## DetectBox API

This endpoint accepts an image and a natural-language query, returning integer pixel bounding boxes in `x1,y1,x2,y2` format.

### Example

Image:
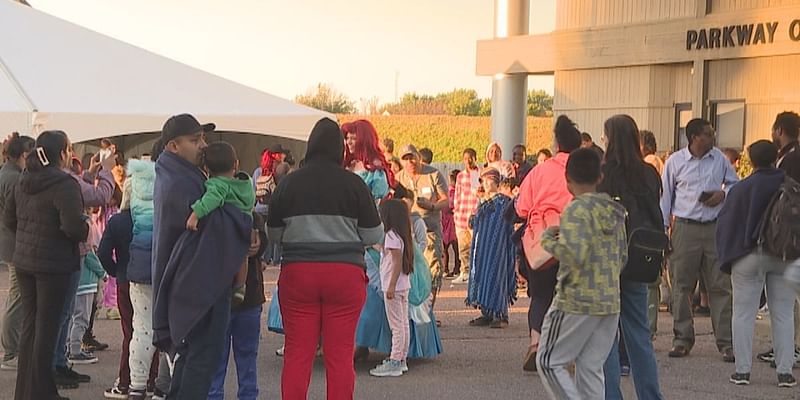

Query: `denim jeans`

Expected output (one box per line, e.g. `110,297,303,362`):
52,270,81,369
168,290,231,400
208,305,263,400
605,280,664,400
732,251,795,374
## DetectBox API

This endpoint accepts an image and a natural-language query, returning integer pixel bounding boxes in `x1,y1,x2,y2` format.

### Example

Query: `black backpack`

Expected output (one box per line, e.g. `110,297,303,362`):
758,176,800,260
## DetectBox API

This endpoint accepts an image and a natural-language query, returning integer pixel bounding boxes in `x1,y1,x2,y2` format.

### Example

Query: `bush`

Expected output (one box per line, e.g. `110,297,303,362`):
337,115,553,162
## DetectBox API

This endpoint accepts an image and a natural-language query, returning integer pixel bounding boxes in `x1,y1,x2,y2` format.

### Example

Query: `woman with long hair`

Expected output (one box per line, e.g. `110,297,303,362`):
345,120,442,361
598,115,664,400
5,131,89,400
342,119,395,200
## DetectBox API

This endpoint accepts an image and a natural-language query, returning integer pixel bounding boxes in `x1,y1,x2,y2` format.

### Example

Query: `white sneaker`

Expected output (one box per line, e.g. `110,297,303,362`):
451,274,468,284
401,360,408,373
370,359,403,377
275,346,285,357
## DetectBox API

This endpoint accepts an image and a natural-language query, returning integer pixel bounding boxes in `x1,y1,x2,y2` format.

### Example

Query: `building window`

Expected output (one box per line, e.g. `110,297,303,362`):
674,103,692,151
711,100,746,150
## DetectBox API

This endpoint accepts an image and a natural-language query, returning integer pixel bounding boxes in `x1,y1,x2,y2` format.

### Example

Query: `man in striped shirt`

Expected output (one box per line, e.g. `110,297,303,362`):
452,148,480,284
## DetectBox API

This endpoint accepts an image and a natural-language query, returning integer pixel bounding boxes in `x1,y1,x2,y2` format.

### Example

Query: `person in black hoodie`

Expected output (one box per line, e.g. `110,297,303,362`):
268,118,383,400
598,115,665,400
4,130,89,400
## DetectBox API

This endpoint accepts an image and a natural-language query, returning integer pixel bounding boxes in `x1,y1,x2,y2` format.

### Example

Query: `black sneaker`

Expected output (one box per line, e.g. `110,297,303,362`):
68,351,98,365
778,374,797,388
146,382,155,396
53,368,80,390
82,336,109,352
56,366,91,383
730,372,750,385
757,348,775,363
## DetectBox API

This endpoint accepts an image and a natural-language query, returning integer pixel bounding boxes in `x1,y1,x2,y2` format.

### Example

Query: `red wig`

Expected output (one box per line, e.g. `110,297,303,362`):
341,120,395,187
259,148,281,176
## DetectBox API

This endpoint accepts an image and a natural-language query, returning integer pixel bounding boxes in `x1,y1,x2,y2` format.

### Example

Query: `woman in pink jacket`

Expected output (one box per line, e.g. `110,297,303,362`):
515,115,582,372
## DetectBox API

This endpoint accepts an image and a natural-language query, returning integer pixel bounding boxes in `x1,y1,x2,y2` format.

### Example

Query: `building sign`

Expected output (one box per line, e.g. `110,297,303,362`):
686,22,782,50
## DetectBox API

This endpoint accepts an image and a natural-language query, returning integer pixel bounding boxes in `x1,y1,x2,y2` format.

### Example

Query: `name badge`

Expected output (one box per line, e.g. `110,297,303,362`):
421,187,433,196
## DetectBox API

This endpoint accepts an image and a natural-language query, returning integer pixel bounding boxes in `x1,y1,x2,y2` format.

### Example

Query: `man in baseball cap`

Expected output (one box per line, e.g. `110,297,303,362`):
160,114,214,167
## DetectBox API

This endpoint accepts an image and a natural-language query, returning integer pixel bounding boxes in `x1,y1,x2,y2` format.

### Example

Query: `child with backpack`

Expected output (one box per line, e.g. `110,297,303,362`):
536,149,628,399
370,199,415,377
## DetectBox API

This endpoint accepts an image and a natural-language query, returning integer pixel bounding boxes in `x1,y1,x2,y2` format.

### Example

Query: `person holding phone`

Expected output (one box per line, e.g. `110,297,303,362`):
395,144,449,308
660,118,739,362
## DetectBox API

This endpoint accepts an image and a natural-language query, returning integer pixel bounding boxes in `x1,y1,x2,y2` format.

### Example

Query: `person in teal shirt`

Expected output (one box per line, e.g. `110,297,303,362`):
186,142,256,305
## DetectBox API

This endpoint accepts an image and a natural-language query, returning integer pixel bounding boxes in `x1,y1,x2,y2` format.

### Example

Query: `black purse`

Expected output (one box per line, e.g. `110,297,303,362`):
607,167,668,283
623,227,668,283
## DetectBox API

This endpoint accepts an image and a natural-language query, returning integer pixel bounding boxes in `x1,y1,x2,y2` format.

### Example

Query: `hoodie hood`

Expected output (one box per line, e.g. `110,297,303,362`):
304,118,344,166
576,192,627,234
19,167,73,195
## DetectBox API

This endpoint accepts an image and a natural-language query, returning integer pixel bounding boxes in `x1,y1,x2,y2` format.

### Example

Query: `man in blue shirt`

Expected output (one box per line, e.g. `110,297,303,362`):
661,118,739,362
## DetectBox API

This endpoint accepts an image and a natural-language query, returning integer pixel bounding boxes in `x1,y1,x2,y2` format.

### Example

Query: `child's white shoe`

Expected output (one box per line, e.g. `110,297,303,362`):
369,359,403,377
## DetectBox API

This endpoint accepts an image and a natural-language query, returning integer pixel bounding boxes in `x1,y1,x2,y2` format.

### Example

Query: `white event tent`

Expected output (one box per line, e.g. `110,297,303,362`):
0,0,331,170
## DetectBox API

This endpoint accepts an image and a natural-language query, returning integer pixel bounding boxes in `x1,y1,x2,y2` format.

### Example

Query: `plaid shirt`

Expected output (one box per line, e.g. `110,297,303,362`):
453,167,480,231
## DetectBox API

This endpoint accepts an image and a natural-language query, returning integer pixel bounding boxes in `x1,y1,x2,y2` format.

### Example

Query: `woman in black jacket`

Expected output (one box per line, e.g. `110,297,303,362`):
598,115,665,400
5,130,89,400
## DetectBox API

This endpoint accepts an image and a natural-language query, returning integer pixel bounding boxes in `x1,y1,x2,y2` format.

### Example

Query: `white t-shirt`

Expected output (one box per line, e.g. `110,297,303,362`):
381,230,410,291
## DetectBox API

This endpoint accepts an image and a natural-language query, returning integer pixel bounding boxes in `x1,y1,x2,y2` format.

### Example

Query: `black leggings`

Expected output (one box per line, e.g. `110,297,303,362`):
527,263,559,334
15,269,72,400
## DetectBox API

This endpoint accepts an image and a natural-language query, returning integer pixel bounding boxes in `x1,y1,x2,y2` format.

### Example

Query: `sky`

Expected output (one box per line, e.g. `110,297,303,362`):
30,0,556,107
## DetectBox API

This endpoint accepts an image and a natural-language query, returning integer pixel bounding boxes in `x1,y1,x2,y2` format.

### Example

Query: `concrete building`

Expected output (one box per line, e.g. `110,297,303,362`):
480,0,800,153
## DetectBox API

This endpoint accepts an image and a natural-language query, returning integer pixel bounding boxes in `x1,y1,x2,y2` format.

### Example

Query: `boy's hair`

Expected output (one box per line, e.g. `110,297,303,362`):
463,148,477,159
581,132,593,143
566,148,602,185
202,142,238,175
419,147,433,164
748,140,778,168
449,169,461,182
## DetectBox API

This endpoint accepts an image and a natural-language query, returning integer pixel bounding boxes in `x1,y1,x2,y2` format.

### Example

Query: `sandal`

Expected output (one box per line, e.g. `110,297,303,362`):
523,344,538,372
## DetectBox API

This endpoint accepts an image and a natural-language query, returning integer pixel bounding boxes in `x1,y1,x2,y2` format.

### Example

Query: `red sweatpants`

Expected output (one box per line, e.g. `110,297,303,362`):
279,262,367,400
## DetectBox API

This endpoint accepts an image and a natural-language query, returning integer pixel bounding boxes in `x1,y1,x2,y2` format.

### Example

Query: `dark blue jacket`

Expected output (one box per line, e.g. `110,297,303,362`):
152,203,251,354
97,210,132,282
717,168,785,273
151,152,205,302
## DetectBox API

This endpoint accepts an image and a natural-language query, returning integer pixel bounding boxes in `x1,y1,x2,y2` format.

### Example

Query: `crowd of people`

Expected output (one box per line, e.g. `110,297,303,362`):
0,107,797,400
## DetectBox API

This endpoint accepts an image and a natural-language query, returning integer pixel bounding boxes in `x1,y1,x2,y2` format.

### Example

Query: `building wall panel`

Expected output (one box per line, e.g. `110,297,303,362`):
555,0,698,30
710,0,800,13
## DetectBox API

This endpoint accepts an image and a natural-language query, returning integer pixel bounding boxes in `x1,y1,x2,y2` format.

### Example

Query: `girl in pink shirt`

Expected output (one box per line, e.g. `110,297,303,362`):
370,199,415,377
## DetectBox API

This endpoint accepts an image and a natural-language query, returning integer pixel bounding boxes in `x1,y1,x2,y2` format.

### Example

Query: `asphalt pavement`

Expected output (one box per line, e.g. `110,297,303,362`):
0,265,794,399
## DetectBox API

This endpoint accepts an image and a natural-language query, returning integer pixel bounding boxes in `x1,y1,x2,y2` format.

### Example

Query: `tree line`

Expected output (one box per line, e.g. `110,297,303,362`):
295,83,553,117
